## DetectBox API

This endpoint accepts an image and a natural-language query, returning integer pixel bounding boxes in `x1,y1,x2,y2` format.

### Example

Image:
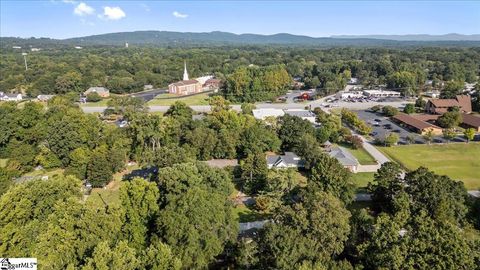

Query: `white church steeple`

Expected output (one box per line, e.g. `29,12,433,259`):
183,61,189,81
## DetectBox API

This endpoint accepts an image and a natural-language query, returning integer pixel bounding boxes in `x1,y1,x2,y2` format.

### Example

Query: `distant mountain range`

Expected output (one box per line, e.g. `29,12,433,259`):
331,33,480,41
2,31,480,47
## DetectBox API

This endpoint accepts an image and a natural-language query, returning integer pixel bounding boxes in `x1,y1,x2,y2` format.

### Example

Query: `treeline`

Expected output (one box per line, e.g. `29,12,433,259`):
222,65,291,102
0,46,478,98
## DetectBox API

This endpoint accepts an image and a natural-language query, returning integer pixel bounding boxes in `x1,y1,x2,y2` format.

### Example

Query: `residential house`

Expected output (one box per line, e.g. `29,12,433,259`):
0,92,22,101
327,146,360,173
423,90,440,98
84,87,110,98
37,94,55,102
266,152,304,169
425,95,472,114
144,84,154,90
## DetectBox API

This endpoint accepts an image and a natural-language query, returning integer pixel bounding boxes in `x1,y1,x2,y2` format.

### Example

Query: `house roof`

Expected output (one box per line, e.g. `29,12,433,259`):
411,114,440,122
462,113,480,128
393,113,442,131
266,152,304,167
429,95,472,113
328,146,359,166
205,78,221,84
284,109,316,118
252,109,285,120
170,79,200,87
86,87,109,94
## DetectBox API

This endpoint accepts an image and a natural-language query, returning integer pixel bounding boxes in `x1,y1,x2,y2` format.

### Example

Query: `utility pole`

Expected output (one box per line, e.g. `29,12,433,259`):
22,53,28,71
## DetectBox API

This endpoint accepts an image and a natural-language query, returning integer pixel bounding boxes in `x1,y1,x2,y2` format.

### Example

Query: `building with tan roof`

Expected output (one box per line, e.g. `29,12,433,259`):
425,95,472,114
392,113,443,135
461,113,480,132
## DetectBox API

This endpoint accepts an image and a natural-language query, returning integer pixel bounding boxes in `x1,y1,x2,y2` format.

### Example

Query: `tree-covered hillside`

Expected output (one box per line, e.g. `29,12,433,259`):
1,46,479,97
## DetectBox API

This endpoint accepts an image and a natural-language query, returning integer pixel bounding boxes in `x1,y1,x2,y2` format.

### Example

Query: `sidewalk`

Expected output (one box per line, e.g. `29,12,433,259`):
359,135,390,164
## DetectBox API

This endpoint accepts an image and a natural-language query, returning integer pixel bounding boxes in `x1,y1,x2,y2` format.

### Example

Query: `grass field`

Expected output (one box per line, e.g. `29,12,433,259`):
379,143,480,189
87,180,123,208
351,172,375,191
80,98,111,107
147,92,212,106
24,168,64,178
339,144,377,165
232,204,268,223
0,159,8,168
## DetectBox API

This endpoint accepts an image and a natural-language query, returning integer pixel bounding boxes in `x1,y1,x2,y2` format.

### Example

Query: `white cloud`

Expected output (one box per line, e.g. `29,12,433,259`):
62,0,76,4
173,11,188,19
74,2,95,16
100,6,126,20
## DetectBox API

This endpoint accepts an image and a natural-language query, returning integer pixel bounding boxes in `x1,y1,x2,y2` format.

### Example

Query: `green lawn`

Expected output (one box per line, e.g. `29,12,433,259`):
232,204,268,223
80,98,111,107
351,172,375,191
379,143,480,189
87,180,122,208
339,143,377,165
24,168,64,178
147,92,212,106
0,159,8,168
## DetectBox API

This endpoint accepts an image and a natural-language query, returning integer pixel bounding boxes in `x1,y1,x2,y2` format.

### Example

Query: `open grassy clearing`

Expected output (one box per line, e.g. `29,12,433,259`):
147,92,212,106
379,143,480,189
351,172,375,192
87,180,123,208
0,159,8,168
24,168,64,178
232,203,269,223
339,143,377,165
80,98,111,107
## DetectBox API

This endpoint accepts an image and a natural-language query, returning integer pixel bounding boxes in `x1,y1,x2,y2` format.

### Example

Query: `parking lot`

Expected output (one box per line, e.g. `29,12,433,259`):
354,110,478,144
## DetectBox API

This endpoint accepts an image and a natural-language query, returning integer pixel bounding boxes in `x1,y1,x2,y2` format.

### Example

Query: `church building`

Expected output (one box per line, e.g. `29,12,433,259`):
168,62,203,95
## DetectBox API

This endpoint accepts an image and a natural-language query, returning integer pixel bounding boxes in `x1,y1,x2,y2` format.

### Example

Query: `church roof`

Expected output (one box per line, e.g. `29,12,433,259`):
170,79,200,87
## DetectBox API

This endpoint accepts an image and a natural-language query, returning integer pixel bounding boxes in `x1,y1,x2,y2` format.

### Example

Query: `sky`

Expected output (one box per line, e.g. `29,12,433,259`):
1,1,479,39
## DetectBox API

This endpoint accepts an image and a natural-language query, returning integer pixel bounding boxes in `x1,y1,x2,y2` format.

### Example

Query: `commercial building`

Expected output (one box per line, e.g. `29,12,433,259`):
461,113,480,132
363,90,401,98
392,113,443,135
335,91,364,99
425,95,472,114
284,109,317,124
252,109,285,120
252,108,317,124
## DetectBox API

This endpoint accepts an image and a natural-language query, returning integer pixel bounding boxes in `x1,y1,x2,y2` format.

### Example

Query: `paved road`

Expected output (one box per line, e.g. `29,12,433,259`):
129,88,168,101
81,95,410,113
